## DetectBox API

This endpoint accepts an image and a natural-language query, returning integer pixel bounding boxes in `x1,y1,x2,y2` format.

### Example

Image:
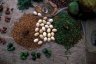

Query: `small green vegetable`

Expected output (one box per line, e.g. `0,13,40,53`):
7,47,15,51
32,56,36,61
31,52,36,57
68,1,79,15
20,55,27,60
42,48,52,58
31,52,37,61
7,43,13,48
18,0,33,10
7,43,15,51
20,52,29,60
36,52,41,59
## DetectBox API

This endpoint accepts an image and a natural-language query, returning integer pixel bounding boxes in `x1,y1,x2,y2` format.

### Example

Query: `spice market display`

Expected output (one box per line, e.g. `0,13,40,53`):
0,0,96,64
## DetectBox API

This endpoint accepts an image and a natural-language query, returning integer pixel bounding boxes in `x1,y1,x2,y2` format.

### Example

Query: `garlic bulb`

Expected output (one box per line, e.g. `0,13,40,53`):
43,20,46,24
52,29,57,32
38,13,42,16
45,25,49,28
33,11,37,15
34,33,39,36
51,37,55,40
42,27,46,31
38,19,42,23
46,22,51,25
43,32,47,37
39,35,44,39
48,38,51,42
34,38,39,43
39,29,43,33
48,33,51,38
43,17,47,20
47,28,51,33
51,32,54,36
36,23,40,27
48,19,53,22
38,41,43,45
35,28,39,32
40,23,44,27
49,25,53,28
44,37,47,42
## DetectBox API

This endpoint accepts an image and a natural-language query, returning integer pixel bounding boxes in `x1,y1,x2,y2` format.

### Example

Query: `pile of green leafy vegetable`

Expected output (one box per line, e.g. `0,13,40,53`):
18,0,32,10
52,11,82,50
7,43,15,51
20,52,29,60
17,0,43,10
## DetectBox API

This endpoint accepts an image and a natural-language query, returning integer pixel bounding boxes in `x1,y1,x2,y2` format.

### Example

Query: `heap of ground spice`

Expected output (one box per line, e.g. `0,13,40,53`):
11,14,41,50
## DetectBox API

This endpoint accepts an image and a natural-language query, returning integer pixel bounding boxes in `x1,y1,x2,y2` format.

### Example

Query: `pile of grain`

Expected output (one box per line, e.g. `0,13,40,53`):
11,14,41,50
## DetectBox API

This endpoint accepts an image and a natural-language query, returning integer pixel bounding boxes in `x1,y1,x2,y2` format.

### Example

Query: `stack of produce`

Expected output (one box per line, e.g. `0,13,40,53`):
33,11,57,45
33,17,57,45
68,0,96,20
52,11,82,50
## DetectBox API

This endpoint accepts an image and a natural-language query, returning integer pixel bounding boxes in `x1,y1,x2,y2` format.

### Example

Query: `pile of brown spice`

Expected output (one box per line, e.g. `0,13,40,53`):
11,14,41,50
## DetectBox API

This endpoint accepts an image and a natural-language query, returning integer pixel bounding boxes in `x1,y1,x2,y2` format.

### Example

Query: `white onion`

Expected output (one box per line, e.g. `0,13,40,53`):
51,37,55,40
39,35,44,39
38,19,42,23
39,29,43,33
33,11,37,15
44,37,47,42
48,19,53,22
38,13,42,16
36,23,40,27
43,17,47,20
47,28,51,33
42,27,46,31
34,38,39,43
48,38,51,42
52,29,57,32
49,25,53,28
43,32,47,37
35,28,39,32
48,33,51,38
34,33,39,36
43,20,46,24
51,32,54,36
46,22,51,25
40,23,44,27
45,25,49,28
38,41,43,45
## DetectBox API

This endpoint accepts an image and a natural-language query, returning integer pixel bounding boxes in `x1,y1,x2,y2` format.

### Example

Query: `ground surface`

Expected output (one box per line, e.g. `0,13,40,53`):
84,20,96,64
0,0,86,64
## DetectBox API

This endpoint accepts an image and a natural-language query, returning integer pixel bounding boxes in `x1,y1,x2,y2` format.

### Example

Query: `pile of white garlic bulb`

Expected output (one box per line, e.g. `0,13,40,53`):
33,11,57,45
33,11,42,17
